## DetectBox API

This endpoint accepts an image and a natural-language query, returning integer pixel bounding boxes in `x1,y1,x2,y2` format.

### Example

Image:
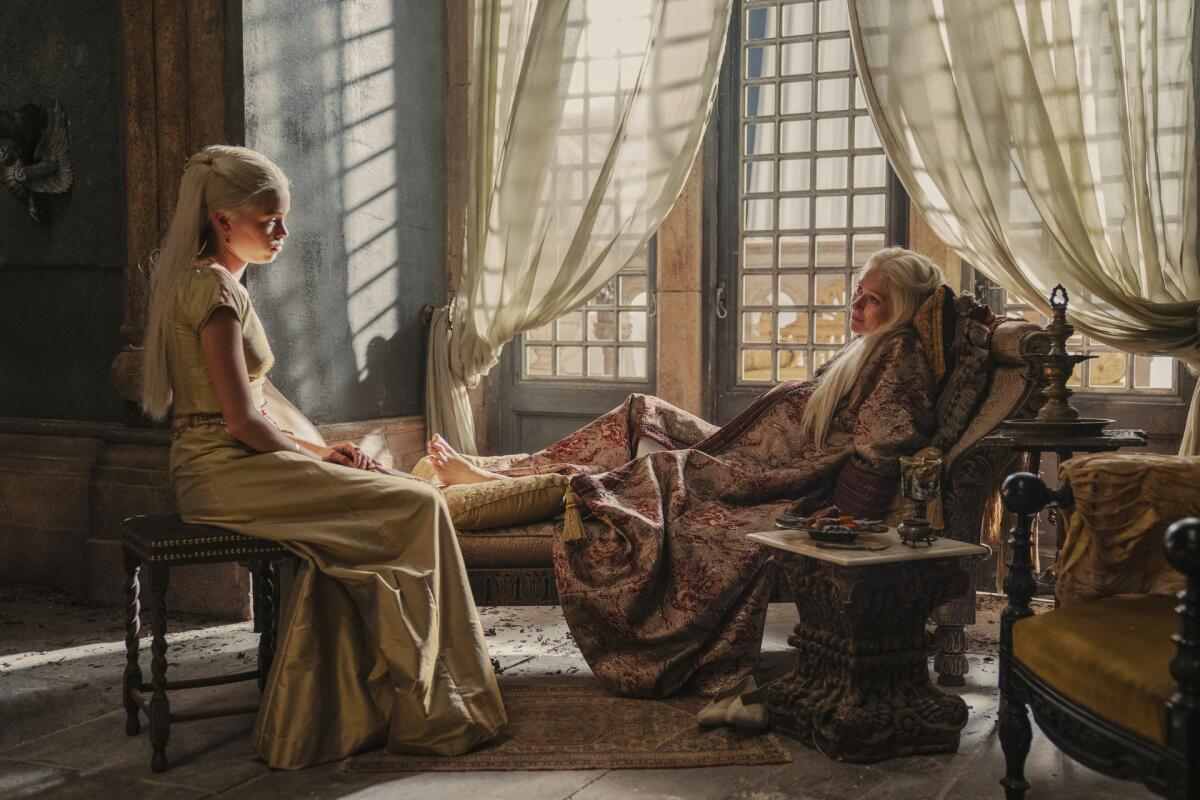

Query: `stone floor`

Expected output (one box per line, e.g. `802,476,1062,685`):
0,583,1154,800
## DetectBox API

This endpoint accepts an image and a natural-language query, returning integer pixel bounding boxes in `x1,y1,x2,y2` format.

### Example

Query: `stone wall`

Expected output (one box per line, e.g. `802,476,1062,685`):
242,0,447,424
0,1,126,423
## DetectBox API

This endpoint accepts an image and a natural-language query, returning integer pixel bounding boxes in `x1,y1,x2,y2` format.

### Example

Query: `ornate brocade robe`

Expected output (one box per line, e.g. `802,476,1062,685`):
493,327,935,697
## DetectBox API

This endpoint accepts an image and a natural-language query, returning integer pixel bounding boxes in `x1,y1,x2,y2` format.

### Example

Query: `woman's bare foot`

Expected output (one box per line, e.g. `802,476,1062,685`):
427,433,502,486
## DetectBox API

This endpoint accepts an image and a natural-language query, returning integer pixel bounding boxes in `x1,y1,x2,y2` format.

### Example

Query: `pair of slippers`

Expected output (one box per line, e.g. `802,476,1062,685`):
695,675,768,730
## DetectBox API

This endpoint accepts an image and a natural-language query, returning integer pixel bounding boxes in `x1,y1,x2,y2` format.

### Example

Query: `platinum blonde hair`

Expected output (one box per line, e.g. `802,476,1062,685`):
140,145,289,421
798,247,944,448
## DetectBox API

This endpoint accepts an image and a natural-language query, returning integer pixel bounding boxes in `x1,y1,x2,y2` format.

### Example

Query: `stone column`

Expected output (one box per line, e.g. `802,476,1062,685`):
111,0,239,406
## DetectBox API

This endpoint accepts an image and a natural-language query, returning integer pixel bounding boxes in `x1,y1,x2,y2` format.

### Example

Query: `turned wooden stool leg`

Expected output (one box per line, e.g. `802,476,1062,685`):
256,559,277,692
147,563,171,773
122,550,143,736
250,567,266,635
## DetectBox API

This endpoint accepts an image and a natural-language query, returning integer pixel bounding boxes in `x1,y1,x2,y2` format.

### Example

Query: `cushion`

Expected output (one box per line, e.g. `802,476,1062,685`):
440,473,570,531
1012,594,1177,745
1058,453,1200,606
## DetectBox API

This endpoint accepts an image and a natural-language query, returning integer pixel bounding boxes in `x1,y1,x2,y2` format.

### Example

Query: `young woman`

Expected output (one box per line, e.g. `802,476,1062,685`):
425,248,945,700
142,145,505,769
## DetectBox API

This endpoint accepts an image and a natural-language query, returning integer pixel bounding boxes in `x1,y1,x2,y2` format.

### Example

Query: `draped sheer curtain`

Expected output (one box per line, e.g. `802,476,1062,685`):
426,0,733,452
849,0,1200,454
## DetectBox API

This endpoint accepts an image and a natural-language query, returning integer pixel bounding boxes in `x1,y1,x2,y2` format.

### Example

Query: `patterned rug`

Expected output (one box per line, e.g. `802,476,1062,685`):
342,681,792,772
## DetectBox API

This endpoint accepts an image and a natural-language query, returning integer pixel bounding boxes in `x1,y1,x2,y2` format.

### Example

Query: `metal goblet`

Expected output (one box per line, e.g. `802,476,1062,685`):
898,449,942,547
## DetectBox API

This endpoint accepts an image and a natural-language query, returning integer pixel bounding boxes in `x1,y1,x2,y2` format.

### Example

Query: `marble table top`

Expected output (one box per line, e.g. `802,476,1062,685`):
747,528,991,567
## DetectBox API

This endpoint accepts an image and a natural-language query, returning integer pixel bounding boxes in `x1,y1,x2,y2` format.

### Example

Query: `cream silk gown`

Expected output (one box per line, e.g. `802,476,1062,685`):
165,263,506,768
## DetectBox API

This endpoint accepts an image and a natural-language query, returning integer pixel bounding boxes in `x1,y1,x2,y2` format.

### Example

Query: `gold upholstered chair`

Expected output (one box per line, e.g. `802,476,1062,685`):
997,465,1200,800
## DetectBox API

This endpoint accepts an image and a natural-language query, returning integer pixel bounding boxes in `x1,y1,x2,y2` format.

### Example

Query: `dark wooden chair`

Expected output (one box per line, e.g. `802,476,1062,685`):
998,473,1199,799
120,514,297,773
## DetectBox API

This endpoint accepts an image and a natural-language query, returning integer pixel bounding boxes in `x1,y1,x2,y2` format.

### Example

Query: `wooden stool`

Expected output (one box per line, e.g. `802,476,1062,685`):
121,514,296,773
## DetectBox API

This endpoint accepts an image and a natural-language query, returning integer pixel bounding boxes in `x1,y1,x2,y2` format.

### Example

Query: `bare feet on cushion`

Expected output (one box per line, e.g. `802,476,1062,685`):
426,433,502,486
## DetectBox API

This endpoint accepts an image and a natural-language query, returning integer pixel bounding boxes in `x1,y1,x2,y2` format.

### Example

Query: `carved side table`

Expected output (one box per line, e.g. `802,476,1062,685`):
748,529,988,762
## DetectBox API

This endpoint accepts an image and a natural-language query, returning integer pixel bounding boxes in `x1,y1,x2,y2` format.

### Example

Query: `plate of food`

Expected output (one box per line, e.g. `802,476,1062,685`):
775,509,889,543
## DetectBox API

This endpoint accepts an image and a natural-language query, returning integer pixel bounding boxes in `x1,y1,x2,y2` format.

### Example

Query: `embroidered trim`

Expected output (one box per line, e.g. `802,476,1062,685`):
170,412,227,439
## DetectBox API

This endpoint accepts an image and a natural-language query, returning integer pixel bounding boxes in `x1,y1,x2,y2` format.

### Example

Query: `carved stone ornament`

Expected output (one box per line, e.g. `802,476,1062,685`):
0,100,74,222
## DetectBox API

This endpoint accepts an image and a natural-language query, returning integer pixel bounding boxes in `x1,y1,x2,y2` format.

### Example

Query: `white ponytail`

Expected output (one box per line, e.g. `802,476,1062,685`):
141,145,288,421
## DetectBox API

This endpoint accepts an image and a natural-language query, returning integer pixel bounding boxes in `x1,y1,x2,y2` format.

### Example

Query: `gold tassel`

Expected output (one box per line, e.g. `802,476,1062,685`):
929,495,944,530
562,487,586,542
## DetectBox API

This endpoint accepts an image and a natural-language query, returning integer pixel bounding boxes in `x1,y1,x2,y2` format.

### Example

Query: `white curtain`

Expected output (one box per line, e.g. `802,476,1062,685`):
849,0,1200,454
426,0,733,452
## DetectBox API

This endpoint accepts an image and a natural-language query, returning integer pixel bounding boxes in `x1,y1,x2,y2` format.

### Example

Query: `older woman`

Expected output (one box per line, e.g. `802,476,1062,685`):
141,145,505,768
427,248,943,700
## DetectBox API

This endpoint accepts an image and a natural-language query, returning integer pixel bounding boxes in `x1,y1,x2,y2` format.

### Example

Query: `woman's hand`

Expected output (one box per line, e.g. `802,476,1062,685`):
322,442,377,471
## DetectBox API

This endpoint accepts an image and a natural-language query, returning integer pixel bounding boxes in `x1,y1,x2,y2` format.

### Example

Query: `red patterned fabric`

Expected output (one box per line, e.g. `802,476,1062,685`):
832,458,898,518
492,327,935,698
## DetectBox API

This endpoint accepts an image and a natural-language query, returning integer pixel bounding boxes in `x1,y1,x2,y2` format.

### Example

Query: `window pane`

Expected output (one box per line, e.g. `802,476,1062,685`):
619,311,647,342
817,0,849,32
745,198,774,230
746,159,775,193
778,311,809,343
778,235,810,268
525,346,552,377
742,349,774,381
587,347,614,377
1134,355,1175,389
854,115,881,149
815,117,850,150
745,122,776,155
853,194,885,226
556,312,583,341
743,311,773,344
619,347,647,379
816,78,850,111
619,274,647,304
818,37,851,72
854,154,886,187
778,158,810,192
743,274,775,306
526,322,554,341
745,83,776,117
743,236,775,270
1089,351,1127,388
815,156,848,189
814,234,847,266
814,311,847,343
852,233,885,265
778,349,809,380
781,42,813,76
745,45,777,79
780,81,812,115
745,5,777,39
779,120,811,152
781,2,814,36
779,196,810,229
586,310,614,341
557,346,583,377
777,273,810,306
814,195,847,227
814,273,847,305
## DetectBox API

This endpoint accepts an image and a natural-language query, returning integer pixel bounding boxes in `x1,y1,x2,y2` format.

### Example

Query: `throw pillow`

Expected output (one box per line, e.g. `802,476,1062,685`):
440,473,570,531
